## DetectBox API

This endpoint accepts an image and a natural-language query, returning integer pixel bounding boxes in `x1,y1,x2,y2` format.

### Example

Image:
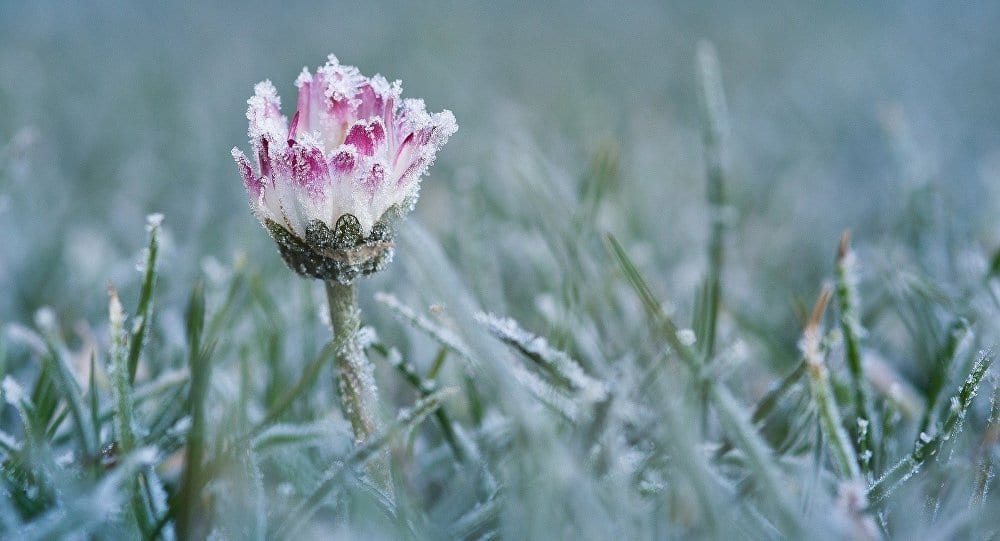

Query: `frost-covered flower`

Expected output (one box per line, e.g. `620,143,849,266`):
232,55,457,283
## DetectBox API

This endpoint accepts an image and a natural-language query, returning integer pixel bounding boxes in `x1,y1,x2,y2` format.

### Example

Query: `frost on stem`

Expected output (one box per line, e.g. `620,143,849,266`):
325,281,381,446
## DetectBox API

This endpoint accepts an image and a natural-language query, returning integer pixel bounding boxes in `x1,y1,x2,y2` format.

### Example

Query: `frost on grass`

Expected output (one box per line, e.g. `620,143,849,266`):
474,311,607,403
1,376,27,408
374,292,477,362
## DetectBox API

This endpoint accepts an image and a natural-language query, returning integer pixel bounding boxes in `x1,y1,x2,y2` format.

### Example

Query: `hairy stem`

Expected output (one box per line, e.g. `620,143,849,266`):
325,281,393,498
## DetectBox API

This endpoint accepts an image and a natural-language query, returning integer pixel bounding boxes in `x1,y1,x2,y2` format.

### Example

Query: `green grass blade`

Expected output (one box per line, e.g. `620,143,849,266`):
128,214,162,384
107,287,156,537
802,286,862,481
474,311,606,401
695,40,730,361
40,334,96,460
279,388,455,538
970,385,999,507
175,281,211,540
607,233,801,533
374,292,477,363
868,348,995,505
372,343,465,461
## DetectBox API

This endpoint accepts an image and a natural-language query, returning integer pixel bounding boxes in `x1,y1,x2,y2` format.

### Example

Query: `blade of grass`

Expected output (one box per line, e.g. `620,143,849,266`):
834,232,875,475
174,281,212,541
605,234,698,368
374,292,477,363
918,318,972,435
39,333,96,461
30,361,59,438
108,287,156,537
802,286,862,481
474,311,606,401
87,351,101,466
695,40,730,362
249,338,341,437
867,348,995,505
970,385,999,507
371,343,465,461
278,388,455,538
606,233,801,534
20,447,158,541
128,214,162,383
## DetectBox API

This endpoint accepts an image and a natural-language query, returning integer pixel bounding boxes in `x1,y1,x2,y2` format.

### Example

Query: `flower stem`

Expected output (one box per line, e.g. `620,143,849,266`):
325,280,382,443
326,281,395,499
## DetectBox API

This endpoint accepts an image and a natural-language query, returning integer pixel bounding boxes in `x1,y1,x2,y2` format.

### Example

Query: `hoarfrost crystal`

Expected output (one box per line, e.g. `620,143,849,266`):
232,55,457,283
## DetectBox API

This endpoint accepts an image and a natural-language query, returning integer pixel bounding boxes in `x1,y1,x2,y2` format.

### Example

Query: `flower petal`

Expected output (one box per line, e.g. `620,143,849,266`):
246,80,287,141
330,147,357,175
294,68,314,134
289,142,329,199
362,163,386,194
232,147,261,197
287,111,301,142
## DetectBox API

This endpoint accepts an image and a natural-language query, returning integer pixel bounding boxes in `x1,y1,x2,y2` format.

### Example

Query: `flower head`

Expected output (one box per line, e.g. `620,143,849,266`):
232,55,457,283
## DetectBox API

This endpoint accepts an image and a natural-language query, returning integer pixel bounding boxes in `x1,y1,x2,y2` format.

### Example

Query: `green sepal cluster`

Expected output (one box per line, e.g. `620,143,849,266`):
264,214,394,284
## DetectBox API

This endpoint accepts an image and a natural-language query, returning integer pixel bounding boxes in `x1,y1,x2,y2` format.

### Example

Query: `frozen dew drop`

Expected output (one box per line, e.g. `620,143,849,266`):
145,212,164,231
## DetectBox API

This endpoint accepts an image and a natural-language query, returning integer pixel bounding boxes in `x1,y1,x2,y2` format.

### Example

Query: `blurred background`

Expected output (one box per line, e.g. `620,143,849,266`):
3,0,999,328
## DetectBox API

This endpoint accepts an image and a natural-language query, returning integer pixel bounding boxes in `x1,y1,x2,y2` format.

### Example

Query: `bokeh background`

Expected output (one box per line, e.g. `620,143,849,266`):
3,0,999,327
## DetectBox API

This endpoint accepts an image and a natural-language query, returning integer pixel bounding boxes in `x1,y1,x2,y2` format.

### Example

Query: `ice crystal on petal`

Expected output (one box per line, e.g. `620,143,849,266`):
233,54,456,282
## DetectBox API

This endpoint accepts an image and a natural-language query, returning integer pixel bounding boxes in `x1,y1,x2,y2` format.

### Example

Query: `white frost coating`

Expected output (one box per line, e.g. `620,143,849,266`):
235,55,457,237
251,422,344,454
918,431,932,444
506,362,580,421
5,323,48,356
374,292,476,362
356,326,378,350
168,416,193,437
56,450,75,467
130,446,159,466
277,482,295,497
33,307,57,333
0,429,20,453
2,376,26,406
474,311,607,402
834,480,879,540
145,212,164,230
109,290,126,329
677,328,697,347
